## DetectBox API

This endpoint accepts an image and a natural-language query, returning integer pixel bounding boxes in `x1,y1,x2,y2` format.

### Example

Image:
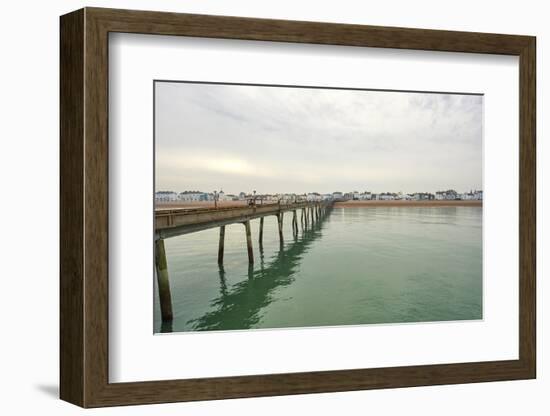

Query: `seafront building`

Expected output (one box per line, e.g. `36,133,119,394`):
156,188,483,204
178,191,210,202
155,191,178,202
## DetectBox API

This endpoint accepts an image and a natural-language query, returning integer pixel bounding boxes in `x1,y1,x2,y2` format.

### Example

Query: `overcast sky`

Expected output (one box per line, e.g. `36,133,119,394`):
155,82,482,195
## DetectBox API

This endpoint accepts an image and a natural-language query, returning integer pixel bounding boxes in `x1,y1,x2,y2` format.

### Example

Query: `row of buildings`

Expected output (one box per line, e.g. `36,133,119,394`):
155,189,483,203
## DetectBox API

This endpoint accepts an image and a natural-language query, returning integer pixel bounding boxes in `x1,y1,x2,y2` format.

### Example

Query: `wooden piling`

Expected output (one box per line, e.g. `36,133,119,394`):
244,220,254,264
218,225,225,265
292,210,298,235
154,239,173,322
259,217,264,245
277,212,284,242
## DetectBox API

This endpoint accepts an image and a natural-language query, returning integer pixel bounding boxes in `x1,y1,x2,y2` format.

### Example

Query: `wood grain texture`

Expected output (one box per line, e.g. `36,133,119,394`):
59,8,84,407
59,7,537,408
518,38,536,375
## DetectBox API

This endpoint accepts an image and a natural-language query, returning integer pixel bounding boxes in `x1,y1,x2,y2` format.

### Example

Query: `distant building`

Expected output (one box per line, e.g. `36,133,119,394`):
461,190,475,200
332,191,343,200
307,192,321,201
238,192,246,200
413,192,434,201
155,191,178,202
462,190,483,200
178,191,209,201
435,189,459,200
322,193,333,201
378,192,398,200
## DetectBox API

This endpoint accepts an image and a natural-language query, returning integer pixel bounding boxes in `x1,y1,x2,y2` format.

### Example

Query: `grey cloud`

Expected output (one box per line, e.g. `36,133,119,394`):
155,82,482,194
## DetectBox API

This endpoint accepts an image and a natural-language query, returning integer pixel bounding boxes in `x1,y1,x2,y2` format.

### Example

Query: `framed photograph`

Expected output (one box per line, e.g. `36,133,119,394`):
60,7,536,407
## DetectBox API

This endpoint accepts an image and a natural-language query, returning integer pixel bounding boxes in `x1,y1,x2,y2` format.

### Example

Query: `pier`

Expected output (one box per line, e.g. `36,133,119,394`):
154,200,333,322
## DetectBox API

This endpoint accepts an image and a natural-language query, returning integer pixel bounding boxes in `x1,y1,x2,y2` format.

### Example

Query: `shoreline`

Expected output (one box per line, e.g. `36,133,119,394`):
333,200,482,208
156,200,482,211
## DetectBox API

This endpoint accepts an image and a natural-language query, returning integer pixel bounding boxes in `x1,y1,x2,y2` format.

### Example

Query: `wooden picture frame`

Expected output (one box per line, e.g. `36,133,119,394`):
60,7,536,408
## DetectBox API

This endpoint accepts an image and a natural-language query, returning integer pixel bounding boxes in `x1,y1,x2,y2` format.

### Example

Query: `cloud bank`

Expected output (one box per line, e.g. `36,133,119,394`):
155,82,482,194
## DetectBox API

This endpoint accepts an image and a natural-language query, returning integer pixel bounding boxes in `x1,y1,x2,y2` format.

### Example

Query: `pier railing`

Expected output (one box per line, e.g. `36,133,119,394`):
155,201,330,239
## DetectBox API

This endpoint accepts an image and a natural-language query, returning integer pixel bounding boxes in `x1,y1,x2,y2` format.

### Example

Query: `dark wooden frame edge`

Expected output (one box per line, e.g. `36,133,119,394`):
60,7,536,408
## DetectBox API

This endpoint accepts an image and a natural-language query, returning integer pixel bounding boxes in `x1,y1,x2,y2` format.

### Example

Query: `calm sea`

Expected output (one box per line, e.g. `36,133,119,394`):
154,207,482,333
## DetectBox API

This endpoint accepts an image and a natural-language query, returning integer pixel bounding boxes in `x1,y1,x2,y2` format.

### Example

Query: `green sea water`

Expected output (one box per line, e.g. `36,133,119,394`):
154,207,482,333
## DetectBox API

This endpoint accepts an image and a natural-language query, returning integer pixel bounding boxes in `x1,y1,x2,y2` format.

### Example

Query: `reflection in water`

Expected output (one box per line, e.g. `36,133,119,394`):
186,219,327,331
160,319,173,334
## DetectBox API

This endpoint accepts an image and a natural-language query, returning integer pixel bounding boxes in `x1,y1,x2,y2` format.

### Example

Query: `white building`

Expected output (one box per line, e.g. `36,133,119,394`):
307,192,322,202
378,193,395,201
155,191,178,202
435,190,459,200
178,191,206,201
332,192,343,200
358,192,371,200
412,192,434,201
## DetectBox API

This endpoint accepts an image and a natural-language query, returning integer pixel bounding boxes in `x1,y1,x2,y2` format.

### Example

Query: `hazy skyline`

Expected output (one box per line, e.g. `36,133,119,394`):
155,82,483,195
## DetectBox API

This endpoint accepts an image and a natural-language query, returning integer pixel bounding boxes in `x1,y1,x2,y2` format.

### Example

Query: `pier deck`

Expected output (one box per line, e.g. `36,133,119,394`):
155,201,331,239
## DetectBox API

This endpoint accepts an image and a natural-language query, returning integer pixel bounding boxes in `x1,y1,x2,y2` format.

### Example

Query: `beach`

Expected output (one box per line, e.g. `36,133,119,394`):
156,199,482,211
333,200,482,208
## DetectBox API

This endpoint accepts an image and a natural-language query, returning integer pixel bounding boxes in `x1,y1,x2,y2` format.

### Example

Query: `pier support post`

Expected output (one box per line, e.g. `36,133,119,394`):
259,217,264,246
292,210,298,235
218,225,225,265
244,220,254,264
155,239,173,322
277,212,284,242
